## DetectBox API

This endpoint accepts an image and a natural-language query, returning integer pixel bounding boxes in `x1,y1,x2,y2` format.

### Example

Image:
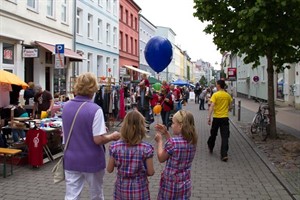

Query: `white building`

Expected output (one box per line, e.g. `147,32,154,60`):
139,14,156,77
75,0,119,84
155,26,176,82
0,0,83,94
223,53,300,109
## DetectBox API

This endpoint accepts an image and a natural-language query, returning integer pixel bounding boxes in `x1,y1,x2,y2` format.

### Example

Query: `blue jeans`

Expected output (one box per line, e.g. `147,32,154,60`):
161,110,170,127
12,129,26,142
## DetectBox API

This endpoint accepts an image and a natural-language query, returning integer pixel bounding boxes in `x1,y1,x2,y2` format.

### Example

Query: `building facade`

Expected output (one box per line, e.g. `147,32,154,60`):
119,0,141,81
1,0,82,94
139,14,156,77
75,0,119,85
155,26,176,82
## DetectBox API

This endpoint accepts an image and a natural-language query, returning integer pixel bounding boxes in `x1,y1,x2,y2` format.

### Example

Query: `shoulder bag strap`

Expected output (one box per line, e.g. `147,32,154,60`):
63,101,87,152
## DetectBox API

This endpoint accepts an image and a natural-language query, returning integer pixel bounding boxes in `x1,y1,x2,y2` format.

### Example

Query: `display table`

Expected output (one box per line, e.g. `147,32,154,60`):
0,148,22,178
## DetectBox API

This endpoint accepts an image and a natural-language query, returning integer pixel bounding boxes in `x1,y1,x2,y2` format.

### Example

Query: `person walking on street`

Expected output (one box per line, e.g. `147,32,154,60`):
199,89,206,110
155,110,197,199
62,73,120,200
207,80,232,162
107,110,155,200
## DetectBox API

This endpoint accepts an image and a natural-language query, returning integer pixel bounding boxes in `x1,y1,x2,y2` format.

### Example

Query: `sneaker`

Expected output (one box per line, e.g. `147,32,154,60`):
221,156,228,162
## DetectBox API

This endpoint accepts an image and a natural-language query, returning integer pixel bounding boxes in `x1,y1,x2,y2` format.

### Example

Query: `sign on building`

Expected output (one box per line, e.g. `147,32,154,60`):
23,48,38,58
227,68,237,81
55,44,64,68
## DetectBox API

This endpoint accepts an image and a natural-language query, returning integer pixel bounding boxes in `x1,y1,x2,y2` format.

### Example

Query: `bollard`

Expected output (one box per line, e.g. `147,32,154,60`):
232,98,236,116
238,100,241,121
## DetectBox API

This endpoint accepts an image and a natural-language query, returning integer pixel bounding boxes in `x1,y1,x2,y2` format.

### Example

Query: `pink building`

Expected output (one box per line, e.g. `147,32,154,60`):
119,0,141,81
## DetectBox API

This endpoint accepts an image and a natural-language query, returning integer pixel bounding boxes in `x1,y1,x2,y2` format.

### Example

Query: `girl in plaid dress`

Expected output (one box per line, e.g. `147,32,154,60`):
155,110,197,200
107,110,155,200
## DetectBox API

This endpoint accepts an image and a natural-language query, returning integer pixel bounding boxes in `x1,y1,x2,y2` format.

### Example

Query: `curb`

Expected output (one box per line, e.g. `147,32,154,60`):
230,119,299,200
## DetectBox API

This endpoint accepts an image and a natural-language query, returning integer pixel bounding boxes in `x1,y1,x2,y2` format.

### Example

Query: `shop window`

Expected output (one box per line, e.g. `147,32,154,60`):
277,73,284,100
3,43,14,64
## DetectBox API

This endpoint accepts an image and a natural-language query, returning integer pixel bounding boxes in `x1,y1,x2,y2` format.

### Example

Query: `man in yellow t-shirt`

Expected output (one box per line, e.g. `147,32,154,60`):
207,80,232,162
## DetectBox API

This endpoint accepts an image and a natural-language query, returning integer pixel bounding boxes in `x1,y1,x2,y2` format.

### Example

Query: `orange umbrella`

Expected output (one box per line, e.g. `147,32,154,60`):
0,69,28,89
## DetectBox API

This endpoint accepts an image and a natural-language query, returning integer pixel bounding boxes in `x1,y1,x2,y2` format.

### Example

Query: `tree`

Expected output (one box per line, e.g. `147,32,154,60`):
194,0,300,138
199,75,208,87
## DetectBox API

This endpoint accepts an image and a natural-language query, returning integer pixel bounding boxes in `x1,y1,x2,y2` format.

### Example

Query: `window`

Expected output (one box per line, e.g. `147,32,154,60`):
87,53,92,72
134,17,137,30
47,0,54,17
97,55,103,77
3,43,14,64
61,0,67,23
113,0,117,16
98,0,103,6
262,66,265,81
27,0,38,11
106,0,111,12
135,39,137,55
113,59,117,76
125,34,128,52
97,19,103,42
106,23,111,45
120,5,123,21
125,10,128,24
130,14,133,27
88,14,93,38
106,57,110,76
76,8,82,34
119,32,123,50
113,27,117,47
130,37,133,54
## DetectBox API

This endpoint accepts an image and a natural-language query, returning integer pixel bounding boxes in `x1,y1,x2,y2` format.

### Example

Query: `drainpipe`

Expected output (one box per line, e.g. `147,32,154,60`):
72,0,77,77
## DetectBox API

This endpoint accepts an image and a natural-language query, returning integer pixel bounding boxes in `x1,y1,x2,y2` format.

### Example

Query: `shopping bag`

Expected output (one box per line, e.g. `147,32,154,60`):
52,156,65,184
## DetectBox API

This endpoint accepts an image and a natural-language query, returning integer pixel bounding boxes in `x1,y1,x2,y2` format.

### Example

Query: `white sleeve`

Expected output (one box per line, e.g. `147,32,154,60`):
92,108,107,136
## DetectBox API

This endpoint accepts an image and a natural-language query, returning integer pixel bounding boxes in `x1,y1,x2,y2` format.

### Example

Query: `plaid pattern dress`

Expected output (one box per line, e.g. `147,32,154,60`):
158,136,196,200
109,140,154,200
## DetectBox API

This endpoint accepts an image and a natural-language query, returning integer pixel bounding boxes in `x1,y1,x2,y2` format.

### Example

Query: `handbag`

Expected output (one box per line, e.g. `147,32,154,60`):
52,102,87,184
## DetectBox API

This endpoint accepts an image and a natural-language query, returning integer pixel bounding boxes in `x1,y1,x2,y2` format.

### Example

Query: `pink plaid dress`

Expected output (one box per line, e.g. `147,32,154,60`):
158,136,196,200
109,140,154,200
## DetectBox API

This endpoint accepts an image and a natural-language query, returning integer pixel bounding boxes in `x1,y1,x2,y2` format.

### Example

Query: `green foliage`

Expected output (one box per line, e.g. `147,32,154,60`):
199,75,207,86
193,0,300,72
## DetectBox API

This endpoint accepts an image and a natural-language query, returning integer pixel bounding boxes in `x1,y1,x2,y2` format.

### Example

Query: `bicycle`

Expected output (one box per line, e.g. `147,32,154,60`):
250,102,270,141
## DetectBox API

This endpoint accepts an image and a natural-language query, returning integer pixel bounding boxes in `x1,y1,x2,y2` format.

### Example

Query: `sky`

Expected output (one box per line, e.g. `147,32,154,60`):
134,0,222,70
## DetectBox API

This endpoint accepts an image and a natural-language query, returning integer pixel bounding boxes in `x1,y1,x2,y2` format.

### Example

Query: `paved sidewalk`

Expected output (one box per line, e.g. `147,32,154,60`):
230,97,300,199
233,97,300,138
0,102,295,200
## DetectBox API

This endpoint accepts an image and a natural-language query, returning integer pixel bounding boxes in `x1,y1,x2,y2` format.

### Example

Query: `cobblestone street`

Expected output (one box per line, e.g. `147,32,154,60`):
0,102,295,200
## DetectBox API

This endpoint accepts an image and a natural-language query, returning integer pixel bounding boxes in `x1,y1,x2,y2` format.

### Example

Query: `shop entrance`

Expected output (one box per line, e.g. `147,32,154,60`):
24,58,33,83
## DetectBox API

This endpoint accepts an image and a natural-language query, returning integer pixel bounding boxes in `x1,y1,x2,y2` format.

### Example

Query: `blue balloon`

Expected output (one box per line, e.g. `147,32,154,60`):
144,36,173,73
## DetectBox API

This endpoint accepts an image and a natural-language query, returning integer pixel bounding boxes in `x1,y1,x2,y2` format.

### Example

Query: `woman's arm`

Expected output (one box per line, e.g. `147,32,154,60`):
145,157,155,176
107,156,115,173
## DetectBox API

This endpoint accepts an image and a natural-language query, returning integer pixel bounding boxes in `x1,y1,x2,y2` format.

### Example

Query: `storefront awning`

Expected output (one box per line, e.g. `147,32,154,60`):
35,41,83,61
122,65,151,75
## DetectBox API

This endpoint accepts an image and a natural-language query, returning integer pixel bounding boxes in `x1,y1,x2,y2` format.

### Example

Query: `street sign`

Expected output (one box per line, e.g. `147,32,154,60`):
55,44,64,54
55,44,64,68
253,76,259,82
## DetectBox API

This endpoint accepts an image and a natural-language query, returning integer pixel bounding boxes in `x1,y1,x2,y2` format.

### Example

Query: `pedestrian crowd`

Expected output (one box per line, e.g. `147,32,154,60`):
60,73,232,200
1,71,232,199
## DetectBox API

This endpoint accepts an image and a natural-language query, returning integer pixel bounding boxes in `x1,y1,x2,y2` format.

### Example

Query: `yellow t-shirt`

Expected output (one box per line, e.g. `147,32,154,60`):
210,90,232,118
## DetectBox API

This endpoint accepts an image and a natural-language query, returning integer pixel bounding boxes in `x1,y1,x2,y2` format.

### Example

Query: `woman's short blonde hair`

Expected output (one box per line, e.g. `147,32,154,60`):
120,110,146,145
173,110,198,145
28,82,35,89
74,72,98,97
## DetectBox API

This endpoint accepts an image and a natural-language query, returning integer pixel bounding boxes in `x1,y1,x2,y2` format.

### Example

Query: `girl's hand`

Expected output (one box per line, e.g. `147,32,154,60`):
155,124,167,135
110,131,121,141
154,132,162,142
